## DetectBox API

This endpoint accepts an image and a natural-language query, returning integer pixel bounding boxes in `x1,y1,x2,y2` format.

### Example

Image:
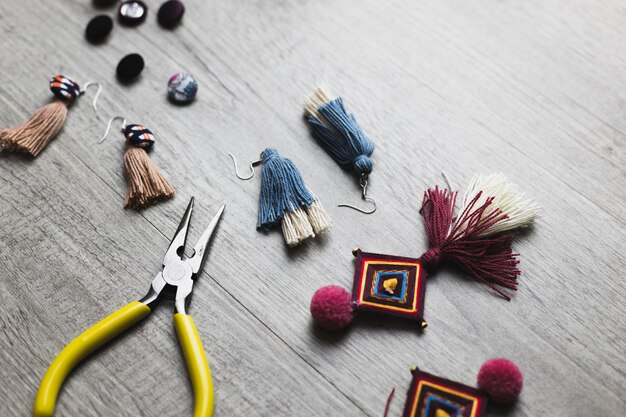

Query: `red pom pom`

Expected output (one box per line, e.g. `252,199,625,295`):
477,358,523,404
310,285,353,330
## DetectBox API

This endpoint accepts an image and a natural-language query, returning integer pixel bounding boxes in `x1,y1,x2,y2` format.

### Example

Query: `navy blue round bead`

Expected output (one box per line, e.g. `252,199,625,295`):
49,75,81,101
124,124,155,148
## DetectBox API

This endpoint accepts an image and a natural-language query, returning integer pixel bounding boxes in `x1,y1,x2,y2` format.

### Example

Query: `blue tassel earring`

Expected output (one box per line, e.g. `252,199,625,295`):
304,87,377,213
230,148,332,247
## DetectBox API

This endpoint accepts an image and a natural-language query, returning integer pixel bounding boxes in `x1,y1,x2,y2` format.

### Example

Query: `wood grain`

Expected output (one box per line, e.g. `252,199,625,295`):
0,0,624,416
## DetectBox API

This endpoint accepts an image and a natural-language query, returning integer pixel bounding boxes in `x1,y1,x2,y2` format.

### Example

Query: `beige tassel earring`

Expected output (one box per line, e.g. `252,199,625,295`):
0,75,102,157
100,116,175,210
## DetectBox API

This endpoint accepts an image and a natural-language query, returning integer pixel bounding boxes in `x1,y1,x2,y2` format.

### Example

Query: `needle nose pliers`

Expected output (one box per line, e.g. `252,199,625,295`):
34,198,224,417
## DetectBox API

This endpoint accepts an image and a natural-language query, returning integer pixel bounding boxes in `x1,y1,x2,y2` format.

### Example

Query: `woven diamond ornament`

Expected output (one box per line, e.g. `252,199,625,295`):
402,368,488,417
351,249,427,326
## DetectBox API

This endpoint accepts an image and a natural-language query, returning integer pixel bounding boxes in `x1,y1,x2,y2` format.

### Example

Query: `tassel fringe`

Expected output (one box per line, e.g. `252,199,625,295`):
306,200,332,235
281,200,331,247
282,208,315,247
303,87,331,120
123,147,175,210
462,173,540,236
0,101,67,156
419,175,539,300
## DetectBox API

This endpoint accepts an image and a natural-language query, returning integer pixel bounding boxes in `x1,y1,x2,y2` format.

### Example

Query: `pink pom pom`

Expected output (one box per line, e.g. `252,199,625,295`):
310,285,353,330
477,358,523,404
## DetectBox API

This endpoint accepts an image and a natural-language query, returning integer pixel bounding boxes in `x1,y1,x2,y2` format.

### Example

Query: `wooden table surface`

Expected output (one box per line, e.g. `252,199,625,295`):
0,0,624,416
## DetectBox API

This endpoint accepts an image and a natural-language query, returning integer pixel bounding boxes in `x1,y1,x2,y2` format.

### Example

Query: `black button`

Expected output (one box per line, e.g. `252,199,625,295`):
158,0,185,28
118,1,148,26
85,15,113,43
117,53,145,80
92,0,117,7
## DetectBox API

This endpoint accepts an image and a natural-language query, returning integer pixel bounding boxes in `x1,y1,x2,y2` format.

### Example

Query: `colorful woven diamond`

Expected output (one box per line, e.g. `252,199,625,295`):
351,249,426,326
402,368,488,417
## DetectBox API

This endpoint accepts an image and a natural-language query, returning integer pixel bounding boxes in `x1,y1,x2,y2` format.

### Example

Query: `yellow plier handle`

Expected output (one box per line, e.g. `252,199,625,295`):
34,301,151,417
174,313,215,417
34,302,215,417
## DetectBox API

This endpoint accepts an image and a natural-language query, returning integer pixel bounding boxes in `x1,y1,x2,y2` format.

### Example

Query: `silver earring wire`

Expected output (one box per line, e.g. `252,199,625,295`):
100,116,127,144
80,82,103,112
228,153,263,180
338,174,377,214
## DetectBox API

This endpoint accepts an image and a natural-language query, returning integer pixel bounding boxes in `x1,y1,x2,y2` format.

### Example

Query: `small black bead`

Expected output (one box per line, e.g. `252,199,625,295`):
118,1,148,26
92,0,117,8
116,53,145,80
85,15,113,43
157,0,185,28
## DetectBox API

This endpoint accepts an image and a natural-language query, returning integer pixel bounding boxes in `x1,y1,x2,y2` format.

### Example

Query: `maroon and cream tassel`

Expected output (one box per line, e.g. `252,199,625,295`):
100,117,175,210
0,75,100,157
419,173,540,299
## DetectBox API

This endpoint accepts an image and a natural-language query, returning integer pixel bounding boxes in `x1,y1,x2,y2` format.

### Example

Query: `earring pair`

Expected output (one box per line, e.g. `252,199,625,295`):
0,74,175,210
224,86,378,246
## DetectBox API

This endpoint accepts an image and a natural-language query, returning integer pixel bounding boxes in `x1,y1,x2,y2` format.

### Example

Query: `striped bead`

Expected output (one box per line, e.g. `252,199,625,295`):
49,75,81,101
124,124,155,148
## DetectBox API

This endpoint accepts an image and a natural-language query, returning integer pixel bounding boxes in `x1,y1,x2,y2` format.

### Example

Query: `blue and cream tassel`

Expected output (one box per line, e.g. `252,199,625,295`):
257,148,331,247
304,87,377,214
304,87,375,178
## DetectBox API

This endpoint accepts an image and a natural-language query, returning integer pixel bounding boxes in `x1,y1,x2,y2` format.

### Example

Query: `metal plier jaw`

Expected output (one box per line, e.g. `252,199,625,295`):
141,198,225,314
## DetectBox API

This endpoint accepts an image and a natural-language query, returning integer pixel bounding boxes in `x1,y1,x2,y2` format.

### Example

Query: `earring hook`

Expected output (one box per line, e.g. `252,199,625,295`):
338,174,377,214
99,116,127,144
80,82,103,112
228,153,263,180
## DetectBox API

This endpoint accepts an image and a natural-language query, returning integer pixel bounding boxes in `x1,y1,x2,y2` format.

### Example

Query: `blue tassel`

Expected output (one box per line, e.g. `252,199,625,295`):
305,91,375,177
257,148,331,246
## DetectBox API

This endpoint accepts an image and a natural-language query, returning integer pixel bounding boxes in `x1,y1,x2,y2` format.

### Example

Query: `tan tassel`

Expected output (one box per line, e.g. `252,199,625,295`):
123,146,175,210
0,101,67,157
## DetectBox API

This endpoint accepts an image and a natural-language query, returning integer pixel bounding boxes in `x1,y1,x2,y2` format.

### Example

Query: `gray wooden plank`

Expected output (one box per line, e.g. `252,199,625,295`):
0,0,624,416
